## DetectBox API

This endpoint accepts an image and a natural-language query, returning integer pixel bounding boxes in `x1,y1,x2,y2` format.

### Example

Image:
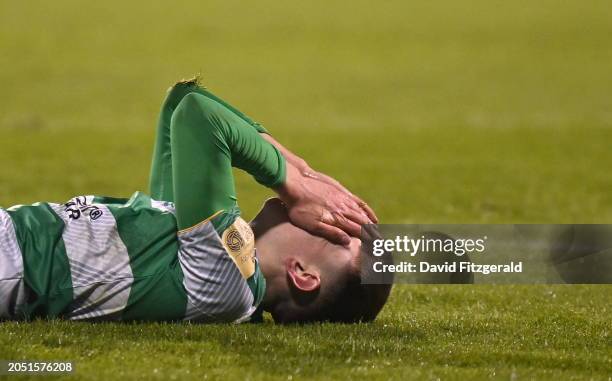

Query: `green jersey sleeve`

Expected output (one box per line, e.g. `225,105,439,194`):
149,79,271,203
165,84,286,230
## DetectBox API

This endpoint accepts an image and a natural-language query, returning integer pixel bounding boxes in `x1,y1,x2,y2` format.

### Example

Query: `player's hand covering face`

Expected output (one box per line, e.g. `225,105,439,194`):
300,165,377,225
275,162,377,246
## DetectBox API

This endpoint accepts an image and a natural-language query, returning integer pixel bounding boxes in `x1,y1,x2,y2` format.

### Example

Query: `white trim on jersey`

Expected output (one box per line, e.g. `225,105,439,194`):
49,200,133,320
178,220,254,323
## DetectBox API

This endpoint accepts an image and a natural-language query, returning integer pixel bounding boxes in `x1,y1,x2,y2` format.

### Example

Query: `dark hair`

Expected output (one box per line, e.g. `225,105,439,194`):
273,227,394,324
313,269,393,323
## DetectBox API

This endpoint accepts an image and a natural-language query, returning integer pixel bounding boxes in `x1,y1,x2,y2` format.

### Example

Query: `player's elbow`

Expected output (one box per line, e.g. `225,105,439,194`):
171,93,226,138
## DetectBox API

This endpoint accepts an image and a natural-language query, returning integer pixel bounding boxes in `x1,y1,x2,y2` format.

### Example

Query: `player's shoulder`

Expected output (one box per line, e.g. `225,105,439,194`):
176,206,265,323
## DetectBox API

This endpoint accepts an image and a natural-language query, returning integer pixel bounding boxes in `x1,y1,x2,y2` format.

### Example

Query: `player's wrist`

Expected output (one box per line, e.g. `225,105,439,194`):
274,162,306,205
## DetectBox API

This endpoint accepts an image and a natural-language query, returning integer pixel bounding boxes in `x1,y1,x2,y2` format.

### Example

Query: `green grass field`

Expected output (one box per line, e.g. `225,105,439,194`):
0,1,611,379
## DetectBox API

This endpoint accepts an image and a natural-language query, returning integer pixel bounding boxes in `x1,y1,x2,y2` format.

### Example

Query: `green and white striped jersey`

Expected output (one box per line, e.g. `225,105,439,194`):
0,192,266,323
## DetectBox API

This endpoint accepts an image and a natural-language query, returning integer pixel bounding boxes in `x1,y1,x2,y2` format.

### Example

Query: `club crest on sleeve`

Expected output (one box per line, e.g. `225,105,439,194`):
221,217,256,280
225,229,244,252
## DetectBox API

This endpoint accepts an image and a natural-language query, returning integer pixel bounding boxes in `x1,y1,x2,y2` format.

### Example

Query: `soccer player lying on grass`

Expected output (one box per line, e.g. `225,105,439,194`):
0,79,392,323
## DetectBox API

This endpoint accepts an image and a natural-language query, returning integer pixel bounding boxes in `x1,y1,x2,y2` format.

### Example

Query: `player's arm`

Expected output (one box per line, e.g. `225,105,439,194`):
149,80,269,203
185,83,378,235
261,134,378,225
170,92,285,230
153,79,376,243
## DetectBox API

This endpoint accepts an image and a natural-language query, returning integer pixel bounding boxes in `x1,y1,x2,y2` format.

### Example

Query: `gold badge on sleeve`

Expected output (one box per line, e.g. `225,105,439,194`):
221,217,256,279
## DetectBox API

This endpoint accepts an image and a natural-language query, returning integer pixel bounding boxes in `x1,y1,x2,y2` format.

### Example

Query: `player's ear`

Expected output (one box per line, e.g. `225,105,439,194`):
286,258,320,292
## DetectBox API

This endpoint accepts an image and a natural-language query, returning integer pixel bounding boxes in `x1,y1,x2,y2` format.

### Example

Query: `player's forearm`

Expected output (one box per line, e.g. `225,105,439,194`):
170,92,287,229
222,118,286,189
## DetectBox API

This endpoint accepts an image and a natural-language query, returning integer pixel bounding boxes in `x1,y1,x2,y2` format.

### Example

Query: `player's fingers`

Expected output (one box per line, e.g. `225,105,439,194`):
314,222,351,246
312,173,372,221
337,195,372,224
352,196,378,223
342,206,371,226
349,199,374,223
332,212,362,238
325,177,377,223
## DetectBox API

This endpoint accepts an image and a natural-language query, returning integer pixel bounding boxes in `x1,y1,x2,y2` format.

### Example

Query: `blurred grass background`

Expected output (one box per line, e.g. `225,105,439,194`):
0,1,611,380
